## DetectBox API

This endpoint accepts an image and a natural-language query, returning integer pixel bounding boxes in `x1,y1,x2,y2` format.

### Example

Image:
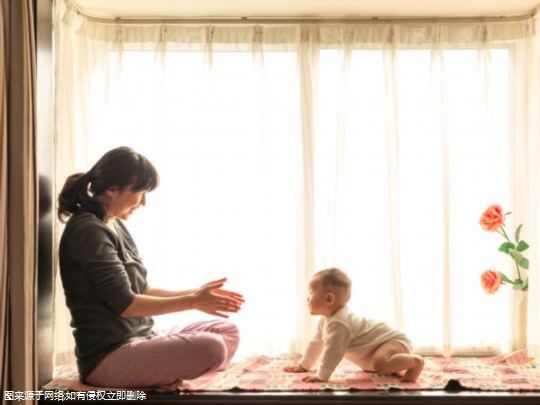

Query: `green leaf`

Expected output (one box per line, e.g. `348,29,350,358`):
498,242,515,254
499,272,513,284
516,240,529,252
519,257,529,270
515,224,523,242
513,279,527,291
508,249,523,262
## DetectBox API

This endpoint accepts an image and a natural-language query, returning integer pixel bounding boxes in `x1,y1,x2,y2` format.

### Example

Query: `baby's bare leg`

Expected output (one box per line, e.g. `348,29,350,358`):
370,341,424,382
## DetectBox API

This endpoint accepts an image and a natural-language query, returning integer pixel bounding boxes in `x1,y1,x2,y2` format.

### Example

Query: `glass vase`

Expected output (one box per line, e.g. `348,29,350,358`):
515,291,528,351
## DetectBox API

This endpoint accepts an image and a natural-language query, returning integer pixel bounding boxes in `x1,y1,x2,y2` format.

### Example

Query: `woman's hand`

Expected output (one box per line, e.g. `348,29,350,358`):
121,278,244,318
283,364,307,373
192,278,244,318
198,278,245,302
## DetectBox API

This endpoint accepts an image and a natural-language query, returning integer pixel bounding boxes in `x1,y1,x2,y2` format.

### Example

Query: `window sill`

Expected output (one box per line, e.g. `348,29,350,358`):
131,390,540,405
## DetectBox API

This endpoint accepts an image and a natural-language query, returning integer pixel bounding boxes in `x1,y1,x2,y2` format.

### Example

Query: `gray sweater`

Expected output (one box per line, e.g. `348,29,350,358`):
59,211,154,380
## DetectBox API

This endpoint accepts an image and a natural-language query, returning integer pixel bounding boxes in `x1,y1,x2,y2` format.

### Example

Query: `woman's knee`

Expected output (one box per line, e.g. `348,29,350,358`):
222,322,240,345
202,320,240,354
224,321,240,336
205,319,239,336
194,332,228,370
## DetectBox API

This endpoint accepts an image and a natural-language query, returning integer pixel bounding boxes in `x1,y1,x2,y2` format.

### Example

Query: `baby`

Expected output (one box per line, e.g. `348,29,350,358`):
284,267,424,382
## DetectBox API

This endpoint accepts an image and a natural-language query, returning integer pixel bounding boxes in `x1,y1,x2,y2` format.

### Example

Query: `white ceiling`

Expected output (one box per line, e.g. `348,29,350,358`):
70,0,540,20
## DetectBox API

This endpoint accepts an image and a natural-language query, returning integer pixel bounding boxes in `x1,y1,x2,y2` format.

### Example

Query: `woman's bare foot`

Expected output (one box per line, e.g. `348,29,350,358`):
402,355,424,382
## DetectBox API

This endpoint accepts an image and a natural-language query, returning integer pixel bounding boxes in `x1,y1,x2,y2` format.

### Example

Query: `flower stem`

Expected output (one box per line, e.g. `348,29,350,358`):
499,225,511,242
499,225,523,282
515,261,522,283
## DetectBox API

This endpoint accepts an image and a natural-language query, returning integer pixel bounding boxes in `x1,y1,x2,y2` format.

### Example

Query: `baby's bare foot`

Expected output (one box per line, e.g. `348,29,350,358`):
402,355,424,382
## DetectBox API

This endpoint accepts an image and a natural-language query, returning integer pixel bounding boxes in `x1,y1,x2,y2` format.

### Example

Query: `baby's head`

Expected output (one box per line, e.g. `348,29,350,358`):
308,267,352,316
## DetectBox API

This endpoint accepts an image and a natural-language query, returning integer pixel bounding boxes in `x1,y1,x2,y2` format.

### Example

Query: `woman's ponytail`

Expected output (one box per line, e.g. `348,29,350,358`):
57,172,103,222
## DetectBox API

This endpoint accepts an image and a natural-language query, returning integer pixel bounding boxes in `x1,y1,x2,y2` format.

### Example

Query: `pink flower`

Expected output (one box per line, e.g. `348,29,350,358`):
481,270,502,294
479,204,509,232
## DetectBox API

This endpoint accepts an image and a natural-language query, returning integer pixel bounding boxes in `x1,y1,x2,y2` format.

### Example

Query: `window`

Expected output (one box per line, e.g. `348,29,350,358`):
55,4,526,357
77,46,512,357
315,48,511,354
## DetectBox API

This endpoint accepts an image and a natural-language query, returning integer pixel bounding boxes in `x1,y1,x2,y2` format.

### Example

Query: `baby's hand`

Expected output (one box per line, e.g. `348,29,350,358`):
302,375,324,382
283,364,307,373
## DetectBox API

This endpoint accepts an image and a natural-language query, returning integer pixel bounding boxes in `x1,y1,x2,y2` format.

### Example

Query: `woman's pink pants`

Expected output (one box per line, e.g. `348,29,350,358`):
86,320,239,387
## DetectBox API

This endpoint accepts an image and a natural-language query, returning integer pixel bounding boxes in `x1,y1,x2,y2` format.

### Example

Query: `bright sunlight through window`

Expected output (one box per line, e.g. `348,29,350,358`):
83,46,511,357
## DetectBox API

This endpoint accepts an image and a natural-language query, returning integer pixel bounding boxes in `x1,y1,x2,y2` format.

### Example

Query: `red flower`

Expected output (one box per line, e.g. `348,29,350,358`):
479,204,509,232
481,270,502,294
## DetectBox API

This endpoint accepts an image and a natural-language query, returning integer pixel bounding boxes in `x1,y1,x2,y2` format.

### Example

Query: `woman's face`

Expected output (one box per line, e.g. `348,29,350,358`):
106,187,147,221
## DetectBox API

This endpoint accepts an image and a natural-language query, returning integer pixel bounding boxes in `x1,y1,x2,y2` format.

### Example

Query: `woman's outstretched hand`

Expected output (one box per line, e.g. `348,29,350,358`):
192,277,244,318
121,278,244,318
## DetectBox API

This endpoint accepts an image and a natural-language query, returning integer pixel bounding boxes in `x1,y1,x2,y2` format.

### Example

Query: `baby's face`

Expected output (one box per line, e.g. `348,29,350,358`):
307,278,326,315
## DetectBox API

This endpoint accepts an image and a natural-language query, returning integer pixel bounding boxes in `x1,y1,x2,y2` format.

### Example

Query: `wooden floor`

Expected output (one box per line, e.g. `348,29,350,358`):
138,380,540,405
39,389,540,404
140,390,540,405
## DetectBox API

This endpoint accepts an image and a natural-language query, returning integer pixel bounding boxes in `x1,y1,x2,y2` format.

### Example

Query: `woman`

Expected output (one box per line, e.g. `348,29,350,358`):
57,146,244,388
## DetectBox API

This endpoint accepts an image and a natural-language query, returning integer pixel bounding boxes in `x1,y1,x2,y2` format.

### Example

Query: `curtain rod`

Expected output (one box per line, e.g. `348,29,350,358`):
66,1,537,26
92,16,535,26
83,15,535,26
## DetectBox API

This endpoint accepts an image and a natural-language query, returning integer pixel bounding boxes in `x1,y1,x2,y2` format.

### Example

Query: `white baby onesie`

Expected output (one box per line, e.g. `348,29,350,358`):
299,306,413,381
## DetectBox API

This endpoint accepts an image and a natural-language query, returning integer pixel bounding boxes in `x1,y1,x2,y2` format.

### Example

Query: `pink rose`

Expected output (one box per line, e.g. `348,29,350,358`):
479,204,508,232
481,270,502,294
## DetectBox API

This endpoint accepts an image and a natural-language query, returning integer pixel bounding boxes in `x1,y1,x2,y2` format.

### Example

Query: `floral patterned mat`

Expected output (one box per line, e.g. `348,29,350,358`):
42,349,540,392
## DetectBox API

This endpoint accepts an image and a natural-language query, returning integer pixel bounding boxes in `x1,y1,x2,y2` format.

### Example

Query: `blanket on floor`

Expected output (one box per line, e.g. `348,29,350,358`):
42,349,540,392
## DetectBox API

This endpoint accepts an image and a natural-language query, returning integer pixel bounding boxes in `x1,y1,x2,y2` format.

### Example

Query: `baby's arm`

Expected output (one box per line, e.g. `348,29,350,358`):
283,320,324,373
311,321,351,381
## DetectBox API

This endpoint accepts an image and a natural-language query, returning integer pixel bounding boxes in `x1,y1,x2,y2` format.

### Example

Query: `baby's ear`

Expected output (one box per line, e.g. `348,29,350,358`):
326,293,336,305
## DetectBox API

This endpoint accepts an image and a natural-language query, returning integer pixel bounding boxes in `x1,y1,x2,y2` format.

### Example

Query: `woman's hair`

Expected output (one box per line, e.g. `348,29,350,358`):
57,146,159,223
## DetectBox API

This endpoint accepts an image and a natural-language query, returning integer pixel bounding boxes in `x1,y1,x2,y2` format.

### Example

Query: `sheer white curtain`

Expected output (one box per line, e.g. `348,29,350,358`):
515,12,540,358
54,0,540,363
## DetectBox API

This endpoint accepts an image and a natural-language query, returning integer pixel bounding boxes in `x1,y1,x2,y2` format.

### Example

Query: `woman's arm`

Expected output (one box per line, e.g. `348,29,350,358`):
145,287,194,297
121,294,196,317
146,278,245,301
122,278,244,318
